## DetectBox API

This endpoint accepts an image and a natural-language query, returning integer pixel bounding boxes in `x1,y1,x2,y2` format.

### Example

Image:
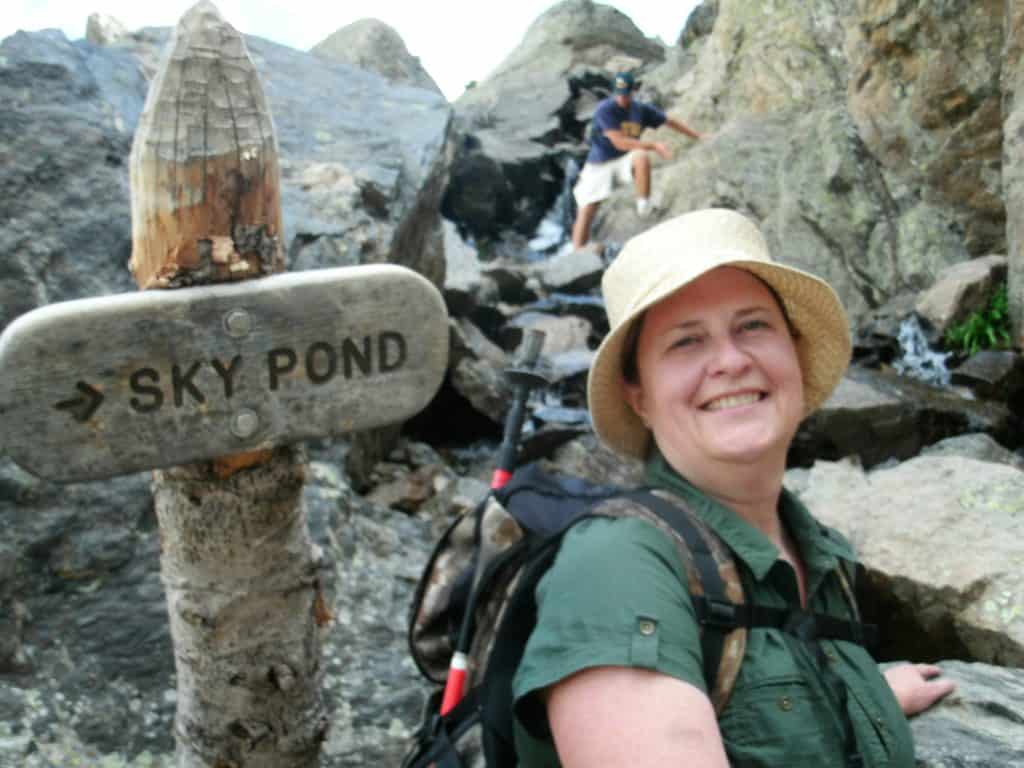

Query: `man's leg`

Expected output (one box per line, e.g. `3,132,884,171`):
631,150,652,199
572,201,600,249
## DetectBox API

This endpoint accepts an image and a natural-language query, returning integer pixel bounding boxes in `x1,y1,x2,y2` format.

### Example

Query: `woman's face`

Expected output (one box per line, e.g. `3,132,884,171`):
623,267,804,476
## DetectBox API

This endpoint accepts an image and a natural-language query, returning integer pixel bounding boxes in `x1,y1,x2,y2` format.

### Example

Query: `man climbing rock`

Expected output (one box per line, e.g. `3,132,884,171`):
571,72,703,249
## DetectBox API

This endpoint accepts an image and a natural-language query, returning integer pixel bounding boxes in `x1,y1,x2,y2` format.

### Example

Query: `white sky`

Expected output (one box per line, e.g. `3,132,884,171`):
2,1,702,101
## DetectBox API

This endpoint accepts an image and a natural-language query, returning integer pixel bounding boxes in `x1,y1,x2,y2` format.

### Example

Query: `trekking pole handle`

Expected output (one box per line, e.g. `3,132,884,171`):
491,329,546,489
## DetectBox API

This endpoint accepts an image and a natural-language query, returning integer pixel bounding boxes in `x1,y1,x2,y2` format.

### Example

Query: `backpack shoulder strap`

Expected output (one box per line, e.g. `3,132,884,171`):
592,490,747,715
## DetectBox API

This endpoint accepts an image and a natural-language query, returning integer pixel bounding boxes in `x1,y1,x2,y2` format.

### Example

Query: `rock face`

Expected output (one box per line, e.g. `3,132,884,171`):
796,456,1024,666
0,30,142,333
312,18,443,96
442,0,1006,330
1003,1,1024,345
0,25,452,335
908,661,1024,766
846,0,1005,257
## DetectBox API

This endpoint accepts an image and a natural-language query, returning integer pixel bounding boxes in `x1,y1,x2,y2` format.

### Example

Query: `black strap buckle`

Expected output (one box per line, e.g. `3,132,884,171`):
698,597,742,630
782,610,819,642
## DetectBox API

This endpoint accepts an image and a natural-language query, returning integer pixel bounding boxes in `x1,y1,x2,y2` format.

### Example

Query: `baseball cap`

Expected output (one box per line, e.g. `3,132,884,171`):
613,72,635,94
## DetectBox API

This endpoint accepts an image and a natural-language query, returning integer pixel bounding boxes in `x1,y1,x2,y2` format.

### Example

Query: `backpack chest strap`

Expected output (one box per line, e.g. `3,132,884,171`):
693,596,879,648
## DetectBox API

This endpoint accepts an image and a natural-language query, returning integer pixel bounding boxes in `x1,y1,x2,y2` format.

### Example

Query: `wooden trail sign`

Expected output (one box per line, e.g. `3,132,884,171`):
0,265,448,483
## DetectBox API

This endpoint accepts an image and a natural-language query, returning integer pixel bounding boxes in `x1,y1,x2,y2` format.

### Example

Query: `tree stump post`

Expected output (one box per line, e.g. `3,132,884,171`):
130,3,328,765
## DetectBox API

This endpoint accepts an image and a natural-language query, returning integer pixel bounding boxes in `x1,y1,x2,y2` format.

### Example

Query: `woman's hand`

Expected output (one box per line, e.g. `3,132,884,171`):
883,663,956,716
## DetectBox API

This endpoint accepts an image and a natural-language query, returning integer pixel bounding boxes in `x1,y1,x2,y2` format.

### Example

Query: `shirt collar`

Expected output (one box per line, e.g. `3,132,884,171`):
643,450,854,584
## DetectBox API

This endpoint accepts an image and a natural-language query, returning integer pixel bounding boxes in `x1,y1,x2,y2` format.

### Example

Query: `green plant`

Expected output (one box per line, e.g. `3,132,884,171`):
943,283,1012,355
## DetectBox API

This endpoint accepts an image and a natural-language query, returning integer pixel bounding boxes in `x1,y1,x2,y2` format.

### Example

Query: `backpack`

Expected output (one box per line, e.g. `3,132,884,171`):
401,462,875,768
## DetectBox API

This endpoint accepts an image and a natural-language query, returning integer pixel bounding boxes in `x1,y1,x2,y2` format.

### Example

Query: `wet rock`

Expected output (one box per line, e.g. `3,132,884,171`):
950,350,1024,410
791,367,1020,469
852,292,928,367
481,264,538,305
525,292,608,336
530,244,605,294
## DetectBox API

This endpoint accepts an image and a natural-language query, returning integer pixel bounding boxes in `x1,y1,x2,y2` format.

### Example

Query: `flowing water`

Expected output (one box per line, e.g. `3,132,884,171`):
527,157,579,259
892,315,952,387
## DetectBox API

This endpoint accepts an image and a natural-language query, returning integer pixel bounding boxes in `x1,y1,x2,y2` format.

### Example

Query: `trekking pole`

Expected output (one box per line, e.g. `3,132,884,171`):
490,329,548,490
439,328,548,716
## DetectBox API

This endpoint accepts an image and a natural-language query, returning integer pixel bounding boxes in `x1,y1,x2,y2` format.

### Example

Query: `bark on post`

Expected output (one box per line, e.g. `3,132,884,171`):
1004,0,1024,346
129,3,328,765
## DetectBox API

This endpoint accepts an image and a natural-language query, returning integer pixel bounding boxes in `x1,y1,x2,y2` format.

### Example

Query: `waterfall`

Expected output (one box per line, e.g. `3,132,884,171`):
527,157,580,259
892,315,952,386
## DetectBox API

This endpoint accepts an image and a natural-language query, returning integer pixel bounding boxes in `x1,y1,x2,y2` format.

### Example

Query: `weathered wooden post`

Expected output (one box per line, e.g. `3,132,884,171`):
129,4,328,766
0,2,447,765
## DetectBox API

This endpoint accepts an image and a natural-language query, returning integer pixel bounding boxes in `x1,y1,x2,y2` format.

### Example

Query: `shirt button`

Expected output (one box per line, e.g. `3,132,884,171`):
778,696,793,712
825,648,837,663
638,619,657,636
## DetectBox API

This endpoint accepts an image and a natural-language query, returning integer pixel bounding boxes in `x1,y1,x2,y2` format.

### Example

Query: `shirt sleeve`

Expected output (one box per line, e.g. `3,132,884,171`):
512,516,705,738
641,102,667,129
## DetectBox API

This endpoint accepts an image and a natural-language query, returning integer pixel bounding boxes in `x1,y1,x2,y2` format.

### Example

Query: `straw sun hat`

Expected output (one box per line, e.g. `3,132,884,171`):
587,208,852,459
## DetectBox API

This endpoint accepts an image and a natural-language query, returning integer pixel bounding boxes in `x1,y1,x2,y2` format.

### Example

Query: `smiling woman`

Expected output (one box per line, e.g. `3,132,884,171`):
510,208,956,767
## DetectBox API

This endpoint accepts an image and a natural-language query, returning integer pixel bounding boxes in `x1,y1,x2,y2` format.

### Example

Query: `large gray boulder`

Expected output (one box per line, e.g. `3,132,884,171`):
910,661,1024,767
795,456,1024,666
0,25,452,337
311,18,443,96
0,30,142,333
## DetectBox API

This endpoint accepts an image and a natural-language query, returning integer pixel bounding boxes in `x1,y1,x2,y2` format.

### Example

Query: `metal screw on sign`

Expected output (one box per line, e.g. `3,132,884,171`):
224,309,253,338
230,408,260,439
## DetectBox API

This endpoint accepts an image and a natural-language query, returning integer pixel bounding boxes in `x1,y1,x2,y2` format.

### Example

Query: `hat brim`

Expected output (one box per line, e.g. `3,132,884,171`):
587,260,851,460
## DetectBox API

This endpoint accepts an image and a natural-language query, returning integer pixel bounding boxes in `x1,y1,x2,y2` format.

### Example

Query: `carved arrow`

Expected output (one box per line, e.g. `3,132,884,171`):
54,381,104,422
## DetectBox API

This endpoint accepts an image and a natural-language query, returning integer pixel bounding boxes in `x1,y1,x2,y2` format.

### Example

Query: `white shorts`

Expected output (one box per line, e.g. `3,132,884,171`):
573,151,638,208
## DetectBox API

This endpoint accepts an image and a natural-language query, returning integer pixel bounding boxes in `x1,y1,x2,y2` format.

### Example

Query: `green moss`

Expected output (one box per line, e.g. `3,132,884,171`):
943,283,1012,355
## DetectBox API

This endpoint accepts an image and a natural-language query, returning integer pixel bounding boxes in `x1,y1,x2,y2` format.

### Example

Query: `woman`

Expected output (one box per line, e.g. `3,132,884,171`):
511,209,954,766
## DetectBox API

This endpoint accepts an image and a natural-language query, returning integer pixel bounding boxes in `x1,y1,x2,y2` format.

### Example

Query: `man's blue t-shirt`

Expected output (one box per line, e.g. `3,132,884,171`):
586,97,667,164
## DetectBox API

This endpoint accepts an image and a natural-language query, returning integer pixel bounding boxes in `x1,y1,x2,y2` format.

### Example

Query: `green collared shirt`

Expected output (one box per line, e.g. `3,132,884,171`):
512,452,914,767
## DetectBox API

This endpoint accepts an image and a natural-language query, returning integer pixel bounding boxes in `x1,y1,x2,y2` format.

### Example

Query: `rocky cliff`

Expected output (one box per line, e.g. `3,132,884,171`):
1,1,1023,766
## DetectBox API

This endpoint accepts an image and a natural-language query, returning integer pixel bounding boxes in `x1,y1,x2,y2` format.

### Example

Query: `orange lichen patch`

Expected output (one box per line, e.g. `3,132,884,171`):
211,449,275,480
313,585,334,627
